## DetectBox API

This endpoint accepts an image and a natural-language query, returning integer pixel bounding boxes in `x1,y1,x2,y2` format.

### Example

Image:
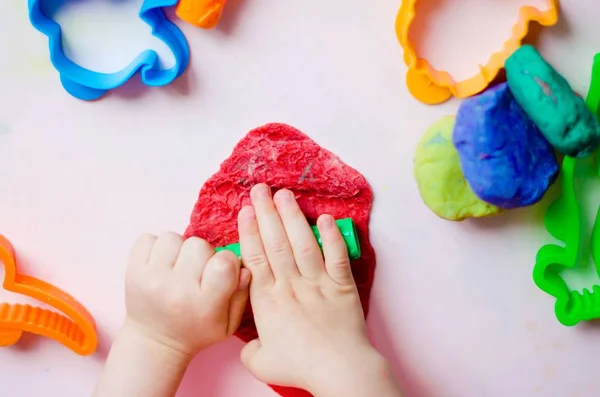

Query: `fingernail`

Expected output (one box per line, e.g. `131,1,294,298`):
318,215,335,230
252,184,270,199
274,189,294,206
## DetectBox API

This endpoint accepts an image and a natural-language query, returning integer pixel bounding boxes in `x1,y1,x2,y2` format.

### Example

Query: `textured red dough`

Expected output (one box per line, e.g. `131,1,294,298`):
184,123,376,397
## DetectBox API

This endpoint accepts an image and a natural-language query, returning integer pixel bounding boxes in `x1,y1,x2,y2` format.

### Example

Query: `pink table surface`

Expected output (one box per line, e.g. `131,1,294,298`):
1,0,600,396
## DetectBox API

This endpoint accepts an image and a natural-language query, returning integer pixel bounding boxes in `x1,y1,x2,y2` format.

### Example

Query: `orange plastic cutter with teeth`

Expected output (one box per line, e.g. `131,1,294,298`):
0,235,97,356
395,0,560,104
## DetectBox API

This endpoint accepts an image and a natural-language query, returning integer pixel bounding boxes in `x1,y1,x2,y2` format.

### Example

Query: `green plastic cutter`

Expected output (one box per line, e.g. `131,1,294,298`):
533,53,600,326
216,218,361,260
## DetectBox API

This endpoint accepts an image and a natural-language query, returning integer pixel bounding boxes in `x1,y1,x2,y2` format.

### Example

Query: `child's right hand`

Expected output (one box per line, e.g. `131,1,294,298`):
238,184,402,396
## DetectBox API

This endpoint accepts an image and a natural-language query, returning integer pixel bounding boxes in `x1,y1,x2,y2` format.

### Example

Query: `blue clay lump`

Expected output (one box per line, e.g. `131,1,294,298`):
453,83,559,209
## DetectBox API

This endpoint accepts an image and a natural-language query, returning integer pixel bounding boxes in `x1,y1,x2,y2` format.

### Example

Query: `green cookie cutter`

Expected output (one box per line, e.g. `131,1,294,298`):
216,218,362,260
534,53,600,326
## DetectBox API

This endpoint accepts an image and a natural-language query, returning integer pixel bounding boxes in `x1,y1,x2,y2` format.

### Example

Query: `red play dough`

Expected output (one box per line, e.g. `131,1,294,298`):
184,123,376,397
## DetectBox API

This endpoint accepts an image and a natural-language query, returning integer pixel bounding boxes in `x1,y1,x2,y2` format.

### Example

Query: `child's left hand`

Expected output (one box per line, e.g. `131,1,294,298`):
94,232,250,397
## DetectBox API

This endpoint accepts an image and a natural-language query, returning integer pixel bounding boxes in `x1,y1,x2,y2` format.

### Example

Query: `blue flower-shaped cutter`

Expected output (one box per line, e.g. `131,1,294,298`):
28,0,190,100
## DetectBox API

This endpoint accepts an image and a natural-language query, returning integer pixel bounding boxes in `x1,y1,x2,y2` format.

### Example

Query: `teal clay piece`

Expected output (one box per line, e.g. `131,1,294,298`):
506,45,600,158
216,218,362,260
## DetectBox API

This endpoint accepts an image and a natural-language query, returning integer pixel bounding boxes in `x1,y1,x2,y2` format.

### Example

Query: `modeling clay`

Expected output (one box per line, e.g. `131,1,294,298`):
506,45,600,158
454,83,558,208
414,116,500,220
185,123,375,397
0,236,97,355
176,0,226,29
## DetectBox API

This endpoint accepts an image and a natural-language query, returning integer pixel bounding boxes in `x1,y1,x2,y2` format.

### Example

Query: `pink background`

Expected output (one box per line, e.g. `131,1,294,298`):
1,0,600,396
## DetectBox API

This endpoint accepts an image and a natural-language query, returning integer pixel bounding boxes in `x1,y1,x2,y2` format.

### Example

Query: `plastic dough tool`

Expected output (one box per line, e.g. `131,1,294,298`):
216,218,362,260
395,0,559,104
176,0,226,29
533,53,600,326
28,0,190,100
0,235,97,355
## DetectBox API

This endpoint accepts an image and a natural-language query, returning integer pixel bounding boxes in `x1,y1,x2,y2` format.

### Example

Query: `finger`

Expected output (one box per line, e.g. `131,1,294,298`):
238,267,252,290
273,189,325,279
128,233,157,265
227,269,251,335
250,184,299,279
317,215,355,286
238,205,275,289
240,339,263,373
200,250,241,310
148,232,184,268
241,339,291,385
174,237,215,280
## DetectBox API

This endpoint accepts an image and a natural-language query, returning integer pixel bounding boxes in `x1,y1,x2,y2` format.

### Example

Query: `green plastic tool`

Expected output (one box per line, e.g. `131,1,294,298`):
533,53,600,326
216,218,362,260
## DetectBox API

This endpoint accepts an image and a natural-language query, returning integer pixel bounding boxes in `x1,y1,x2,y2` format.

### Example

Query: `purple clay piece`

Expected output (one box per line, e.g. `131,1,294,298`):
453,83,559,209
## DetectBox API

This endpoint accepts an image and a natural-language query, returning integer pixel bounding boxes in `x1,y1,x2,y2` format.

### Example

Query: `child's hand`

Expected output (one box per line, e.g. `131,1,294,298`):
238,184,402,396
94,233,250,397
125,232,251,357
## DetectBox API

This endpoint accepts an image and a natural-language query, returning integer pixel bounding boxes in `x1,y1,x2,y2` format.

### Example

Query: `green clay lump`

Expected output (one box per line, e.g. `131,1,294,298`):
414,116,501,221
506,45,600,158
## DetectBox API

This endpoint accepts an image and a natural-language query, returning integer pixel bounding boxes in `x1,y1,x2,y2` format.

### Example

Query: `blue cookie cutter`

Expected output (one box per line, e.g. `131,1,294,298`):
28,0,190,100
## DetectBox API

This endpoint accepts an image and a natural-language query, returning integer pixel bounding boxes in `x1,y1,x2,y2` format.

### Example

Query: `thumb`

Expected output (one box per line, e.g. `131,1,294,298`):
242,339,292,387
201,250,241,310
240,339,263,373
227,269,251,335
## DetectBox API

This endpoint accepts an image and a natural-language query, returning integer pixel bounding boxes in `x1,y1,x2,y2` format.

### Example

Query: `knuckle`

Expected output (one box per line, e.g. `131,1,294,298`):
269,240,290,256
137,233,157,243
328,258,351,272
297,243,317,258
210,254,237,273
244,253,269,269
185,235,209,246
160,231,179,239
184,236,213,253
130,233,156,257
159,231,184,243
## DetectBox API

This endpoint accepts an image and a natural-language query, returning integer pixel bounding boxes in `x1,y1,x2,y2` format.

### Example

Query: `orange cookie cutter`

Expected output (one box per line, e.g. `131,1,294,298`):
395,0,560,104
0,235,97,356
176,0,227,29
